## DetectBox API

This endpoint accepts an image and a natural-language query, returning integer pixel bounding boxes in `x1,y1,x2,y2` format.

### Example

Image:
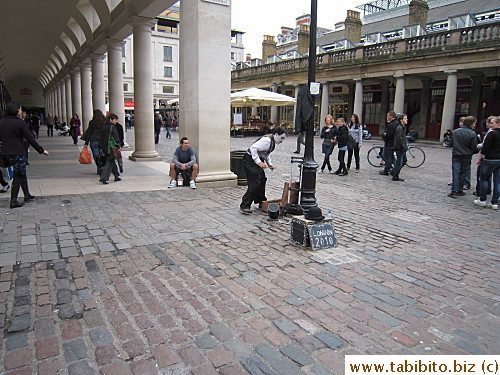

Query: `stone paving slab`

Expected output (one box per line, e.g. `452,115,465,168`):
0,130,498,374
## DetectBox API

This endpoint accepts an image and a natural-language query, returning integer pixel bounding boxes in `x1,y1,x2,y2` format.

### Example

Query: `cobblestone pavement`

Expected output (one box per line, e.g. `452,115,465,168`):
0,129,498,374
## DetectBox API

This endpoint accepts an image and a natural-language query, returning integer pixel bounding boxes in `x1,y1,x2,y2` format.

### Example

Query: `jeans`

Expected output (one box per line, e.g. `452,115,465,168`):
451,156,472,194
479,159,500,204
321,143,334,171
383,146,394,173
165,126,171,139
347,145,360,170
89,141,101,169
392,150,405,179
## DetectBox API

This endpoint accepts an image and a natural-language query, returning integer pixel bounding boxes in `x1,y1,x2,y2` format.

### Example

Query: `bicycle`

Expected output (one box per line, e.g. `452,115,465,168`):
367,143,426,168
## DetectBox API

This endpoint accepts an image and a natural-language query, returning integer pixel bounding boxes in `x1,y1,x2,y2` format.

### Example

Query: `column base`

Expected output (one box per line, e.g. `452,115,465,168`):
195,171,238,187
128,153,163,162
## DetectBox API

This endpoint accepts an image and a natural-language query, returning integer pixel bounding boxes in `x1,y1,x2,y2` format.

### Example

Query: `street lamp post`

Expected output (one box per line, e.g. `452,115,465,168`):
300,0,319,212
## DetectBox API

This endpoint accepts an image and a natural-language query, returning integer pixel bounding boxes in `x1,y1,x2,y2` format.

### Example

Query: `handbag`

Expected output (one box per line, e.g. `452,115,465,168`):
348,134,357,150
78,147,92,164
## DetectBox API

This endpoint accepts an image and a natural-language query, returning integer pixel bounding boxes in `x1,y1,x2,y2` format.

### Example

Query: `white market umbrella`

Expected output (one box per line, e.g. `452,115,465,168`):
167,98,179,105
231,87,296,107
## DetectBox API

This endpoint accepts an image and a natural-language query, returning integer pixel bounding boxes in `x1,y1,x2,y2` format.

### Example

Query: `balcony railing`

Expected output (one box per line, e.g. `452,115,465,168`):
231,20,500,80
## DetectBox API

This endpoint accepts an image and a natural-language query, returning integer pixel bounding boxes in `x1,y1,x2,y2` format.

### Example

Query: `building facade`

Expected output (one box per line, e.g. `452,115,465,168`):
231,0,500,140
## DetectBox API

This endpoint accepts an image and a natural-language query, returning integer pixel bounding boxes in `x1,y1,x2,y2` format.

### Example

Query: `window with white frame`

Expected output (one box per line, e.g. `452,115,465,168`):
163,86,174,94
164,66,173,77
123,83,129,92
163,46,173,61
122,62,126,74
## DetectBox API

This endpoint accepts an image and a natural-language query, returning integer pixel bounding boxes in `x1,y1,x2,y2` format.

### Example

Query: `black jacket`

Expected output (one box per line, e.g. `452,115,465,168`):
99,122,120,155
393,124,408,151
0,115,44,156
452,127,478,158
295,85,314,132
384,119,399,146
83,119,105,145
336,125,349,148
481,128,500,160
320,125,337,144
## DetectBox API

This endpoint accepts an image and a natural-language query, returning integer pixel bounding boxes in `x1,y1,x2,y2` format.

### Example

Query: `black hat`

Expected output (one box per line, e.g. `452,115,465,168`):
305,207,324,221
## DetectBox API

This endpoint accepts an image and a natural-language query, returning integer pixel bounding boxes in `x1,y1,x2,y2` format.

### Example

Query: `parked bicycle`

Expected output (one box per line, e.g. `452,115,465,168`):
367,143,426,168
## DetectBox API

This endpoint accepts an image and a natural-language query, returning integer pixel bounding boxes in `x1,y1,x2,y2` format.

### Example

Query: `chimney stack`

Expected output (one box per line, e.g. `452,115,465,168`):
297,24,310,56
246,54,251,63
344,10,362,44
409,0,429,26
262,35,277,62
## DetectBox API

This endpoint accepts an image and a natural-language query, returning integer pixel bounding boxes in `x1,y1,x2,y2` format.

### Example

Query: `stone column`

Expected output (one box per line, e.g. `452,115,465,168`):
441,70,458,141
380,80,389,134
470,74,484,122
346,82,355,119
393,74,406,114
61,80,67,124
80,62,92,132
179,0,236,184
71,70,82,121
270,106,279,124
353,78,363,122
106,39,127,146
292,85,300,128
65,75,72,123
54,82,63,121
130,17,161,160
419,78,431,138
320,82,329,124
91,54,106,113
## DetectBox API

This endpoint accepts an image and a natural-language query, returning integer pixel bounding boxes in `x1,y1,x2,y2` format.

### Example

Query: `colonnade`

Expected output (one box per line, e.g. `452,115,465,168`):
44,16,162,160
271,69,479,141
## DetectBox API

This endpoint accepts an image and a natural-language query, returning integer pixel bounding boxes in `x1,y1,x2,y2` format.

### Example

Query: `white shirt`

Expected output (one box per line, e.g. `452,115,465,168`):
248,136,273,166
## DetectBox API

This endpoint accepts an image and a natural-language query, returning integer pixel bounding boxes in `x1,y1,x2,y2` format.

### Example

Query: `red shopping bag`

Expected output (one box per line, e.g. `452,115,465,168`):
79,147,92,164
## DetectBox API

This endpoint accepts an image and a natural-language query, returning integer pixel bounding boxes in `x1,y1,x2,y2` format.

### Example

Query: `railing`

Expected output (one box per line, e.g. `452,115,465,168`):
364,41,398,57
406,33,449,52
231,20,500,80
460,22,500,44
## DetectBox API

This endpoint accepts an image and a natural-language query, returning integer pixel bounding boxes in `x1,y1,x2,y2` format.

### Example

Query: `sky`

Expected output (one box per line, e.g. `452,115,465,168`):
231,0,365,59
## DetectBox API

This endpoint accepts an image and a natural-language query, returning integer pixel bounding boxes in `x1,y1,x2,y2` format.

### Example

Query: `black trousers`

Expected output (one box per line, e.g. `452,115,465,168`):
347,145,360,170
47,125,54,137
100,154,119,181
240,154,267,209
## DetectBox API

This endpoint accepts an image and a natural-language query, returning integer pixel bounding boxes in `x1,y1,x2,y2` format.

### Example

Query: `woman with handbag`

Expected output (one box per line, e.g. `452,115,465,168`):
69,114,81,145
333,118,349,176
0,102,49,208
347,114,363,173
319,114,337,174
83,110,106,175
98,113,122,184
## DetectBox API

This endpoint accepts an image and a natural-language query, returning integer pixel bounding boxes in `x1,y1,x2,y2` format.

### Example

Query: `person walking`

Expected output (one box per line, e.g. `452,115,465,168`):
154,112,162,144
448,116,478,198
99,113,122,184
392,113,409,182
46,113,54,137
83,110,106,175
240,127,286,214
347,114,363,173
333,118,349,176
165,113,172,139
69,114,81,145
474,115,499,210
0,102,49,208
379,111,399,176
319,114,337,173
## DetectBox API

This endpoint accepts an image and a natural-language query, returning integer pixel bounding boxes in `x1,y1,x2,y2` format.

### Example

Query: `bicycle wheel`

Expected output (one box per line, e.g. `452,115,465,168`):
406,146,425,168
367,146,384,168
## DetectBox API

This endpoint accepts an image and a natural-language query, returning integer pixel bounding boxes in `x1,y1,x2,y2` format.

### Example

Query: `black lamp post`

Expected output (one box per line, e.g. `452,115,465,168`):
300,0,319,212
